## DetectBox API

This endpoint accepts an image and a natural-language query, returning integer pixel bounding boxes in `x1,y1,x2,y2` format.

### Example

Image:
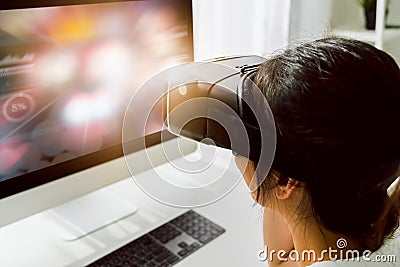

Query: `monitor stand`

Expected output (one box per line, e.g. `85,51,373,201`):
41,188,138,241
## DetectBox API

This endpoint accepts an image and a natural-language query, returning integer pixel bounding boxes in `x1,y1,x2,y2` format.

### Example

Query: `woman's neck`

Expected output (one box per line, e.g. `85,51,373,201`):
287,215,365,267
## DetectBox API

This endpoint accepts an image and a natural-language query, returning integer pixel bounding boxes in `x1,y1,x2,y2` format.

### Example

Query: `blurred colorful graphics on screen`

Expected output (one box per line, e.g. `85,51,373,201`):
0,1,191,180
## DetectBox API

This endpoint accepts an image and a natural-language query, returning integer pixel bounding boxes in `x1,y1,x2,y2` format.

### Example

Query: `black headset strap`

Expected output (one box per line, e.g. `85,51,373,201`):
237,67,311,182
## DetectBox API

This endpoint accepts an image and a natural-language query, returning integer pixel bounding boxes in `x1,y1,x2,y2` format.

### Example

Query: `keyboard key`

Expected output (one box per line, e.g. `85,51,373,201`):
178,250,188,257
191,242,200,248
199,233,213,243
155,251,171,262
178,241,188,248
157,262,170,267
166,255,179,264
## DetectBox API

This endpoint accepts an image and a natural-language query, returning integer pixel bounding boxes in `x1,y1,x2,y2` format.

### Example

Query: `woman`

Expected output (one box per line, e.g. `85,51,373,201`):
235,37,400,267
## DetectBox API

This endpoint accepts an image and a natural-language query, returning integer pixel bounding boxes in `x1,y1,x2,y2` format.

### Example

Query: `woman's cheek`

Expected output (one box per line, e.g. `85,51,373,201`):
234,156,267,205
234,156,254,187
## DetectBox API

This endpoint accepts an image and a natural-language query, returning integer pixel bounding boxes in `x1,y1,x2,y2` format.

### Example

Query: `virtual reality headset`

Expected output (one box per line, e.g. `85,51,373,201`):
162,55,276,163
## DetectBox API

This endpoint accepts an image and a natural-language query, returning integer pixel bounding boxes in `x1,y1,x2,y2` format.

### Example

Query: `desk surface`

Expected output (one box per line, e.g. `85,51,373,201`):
1,166,266,267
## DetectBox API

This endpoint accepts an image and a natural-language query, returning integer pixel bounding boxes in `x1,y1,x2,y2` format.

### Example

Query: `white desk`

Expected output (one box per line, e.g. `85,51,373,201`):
0,169,266,267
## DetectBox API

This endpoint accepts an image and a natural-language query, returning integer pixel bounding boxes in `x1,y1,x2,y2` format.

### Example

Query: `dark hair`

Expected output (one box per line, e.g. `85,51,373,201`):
254,37,400,251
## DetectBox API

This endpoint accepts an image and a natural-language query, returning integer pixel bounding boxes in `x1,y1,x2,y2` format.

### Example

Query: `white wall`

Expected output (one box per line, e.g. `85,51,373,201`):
288,0,333,43
192,0,400,62
387,0,400,25
192,0,292,60
287,0,400,63
330,0,365,29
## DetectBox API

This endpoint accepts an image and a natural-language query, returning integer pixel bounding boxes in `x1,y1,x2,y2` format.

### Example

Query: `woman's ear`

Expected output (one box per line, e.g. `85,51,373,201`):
275,178,300,200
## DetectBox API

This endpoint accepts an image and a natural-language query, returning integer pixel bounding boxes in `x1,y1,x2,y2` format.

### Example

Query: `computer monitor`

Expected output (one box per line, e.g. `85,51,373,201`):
0,0,196,232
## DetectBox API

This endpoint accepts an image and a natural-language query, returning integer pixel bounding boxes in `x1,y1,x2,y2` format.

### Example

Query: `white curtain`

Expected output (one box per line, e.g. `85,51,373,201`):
192,0,292,61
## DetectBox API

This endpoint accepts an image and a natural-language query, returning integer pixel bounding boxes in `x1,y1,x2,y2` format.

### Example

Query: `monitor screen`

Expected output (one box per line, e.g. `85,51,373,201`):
0,0,193,198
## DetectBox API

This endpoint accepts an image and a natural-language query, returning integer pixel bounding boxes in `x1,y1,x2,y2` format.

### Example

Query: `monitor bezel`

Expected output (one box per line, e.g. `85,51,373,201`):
0,0,194,199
